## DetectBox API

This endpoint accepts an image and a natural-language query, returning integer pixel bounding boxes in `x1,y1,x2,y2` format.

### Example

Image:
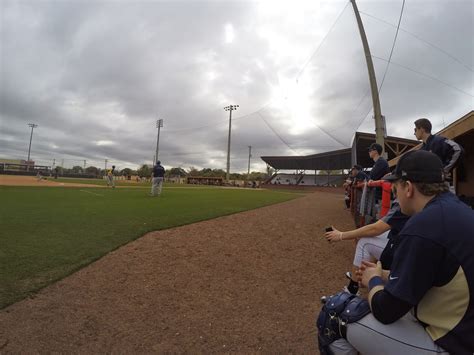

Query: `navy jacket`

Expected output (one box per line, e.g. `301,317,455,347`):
421,135,462,173
152,164,165,178
369,157,389,180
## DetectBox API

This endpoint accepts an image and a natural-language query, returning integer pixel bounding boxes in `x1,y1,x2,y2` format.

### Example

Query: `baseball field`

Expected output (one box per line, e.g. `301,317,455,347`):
0,176,355,352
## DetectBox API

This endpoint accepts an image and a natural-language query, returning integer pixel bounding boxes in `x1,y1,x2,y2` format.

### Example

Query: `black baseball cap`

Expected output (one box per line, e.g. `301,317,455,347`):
368,143,383,154
156,160,161,165
384,150,444,183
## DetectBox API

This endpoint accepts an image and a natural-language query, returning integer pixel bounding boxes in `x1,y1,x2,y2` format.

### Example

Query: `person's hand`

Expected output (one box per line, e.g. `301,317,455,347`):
360,261,382,288
444,170,452,181
355,260,376,284
324,227,344,242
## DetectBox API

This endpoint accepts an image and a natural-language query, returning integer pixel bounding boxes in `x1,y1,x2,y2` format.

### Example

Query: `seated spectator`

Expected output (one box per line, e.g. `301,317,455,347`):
324,150,474,354
324,200,408,295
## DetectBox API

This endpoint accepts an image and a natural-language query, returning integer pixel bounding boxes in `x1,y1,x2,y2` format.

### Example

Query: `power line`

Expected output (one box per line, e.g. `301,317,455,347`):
256,112,301,155
372,55,473,97
359,10,473,73
376,0,405,95
295,1,350,81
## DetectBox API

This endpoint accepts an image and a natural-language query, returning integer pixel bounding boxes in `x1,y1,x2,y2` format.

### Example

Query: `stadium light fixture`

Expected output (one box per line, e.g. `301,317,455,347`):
155,118,164,165
27,123,38,164
224,105,239,181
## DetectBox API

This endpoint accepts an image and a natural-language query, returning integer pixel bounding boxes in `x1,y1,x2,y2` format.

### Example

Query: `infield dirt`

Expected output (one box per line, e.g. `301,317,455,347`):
0,175,102,187
0,189,355,353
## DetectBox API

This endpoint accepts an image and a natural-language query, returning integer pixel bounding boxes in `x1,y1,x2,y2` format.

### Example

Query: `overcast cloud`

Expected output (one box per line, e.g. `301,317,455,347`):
0,0,472,172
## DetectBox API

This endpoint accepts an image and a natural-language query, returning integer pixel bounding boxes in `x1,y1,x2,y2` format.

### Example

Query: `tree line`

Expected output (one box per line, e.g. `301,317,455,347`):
57,165,273,181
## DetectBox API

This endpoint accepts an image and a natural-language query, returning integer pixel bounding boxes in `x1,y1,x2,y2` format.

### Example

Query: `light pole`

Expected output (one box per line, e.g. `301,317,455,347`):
224,105,239,181
247,145,252,179
155,119,163,165
350,0,386,154
27,123,38,164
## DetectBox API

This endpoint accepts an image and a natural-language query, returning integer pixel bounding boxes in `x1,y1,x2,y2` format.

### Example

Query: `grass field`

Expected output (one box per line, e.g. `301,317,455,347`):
0,185,303,309
53,177,153,186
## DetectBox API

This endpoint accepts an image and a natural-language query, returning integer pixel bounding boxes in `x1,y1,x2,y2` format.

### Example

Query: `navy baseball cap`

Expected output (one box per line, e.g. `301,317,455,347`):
352,164,363,170
156,160,161,165
368,143,383,154
384,150,444,183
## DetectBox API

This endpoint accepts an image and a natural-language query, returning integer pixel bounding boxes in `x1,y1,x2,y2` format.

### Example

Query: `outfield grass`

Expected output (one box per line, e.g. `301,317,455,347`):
0,185,303,309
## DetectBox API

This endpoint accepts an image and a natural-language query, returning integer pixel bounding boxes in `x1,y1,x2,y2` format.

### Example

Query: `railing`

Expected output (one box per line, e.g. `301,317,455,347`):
350,180,392,227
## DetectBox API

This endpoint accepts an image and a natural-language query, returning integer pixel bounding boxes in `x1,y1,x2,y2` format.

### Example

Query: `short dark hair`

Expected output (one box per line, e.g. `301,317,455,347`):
368,143,383,155
414,118,432,133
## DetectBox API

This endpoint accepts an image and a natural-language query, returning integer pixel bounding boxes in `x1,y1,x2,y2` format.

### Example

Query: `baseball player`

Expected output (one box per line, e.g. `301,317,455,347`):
106,165,116,188
325,150,474,354
414,118,463,180
368,143,389,181
150,160,165,197
325,200,408,295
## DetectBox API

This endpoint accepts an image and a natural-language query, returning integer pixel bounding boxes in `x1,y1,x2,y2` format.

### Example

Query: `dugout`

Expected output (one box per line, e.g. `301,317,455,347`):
0,162,51,176
351,132,418,169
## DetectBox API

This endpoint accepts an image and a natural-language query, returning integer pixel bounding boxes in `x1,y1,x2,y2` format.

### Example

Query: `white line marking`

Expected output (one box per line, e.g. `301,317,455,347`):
79,190,104,196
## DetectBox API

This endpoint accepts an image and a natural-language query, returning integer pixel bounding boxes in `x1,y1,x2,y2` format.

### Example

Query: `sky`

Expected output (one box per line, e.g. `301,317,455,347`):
1,0,472,172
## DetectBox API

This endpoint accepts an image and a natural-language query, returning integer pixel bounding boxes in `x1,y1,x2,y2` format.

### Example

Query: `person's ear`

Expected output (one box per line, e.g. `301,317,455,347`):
406,181,415,198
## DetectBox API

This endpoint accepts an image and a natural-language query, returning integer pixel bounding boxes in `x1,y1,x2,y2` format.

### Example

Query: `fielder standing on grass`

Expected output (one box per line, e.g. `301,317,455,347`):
150,160,165,197
106,165,116,188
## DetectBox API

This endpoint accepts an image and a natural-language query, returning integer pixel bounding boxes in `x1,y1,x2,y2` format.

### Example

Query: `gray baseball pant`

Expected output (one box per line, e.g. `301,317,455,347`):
329,313,448,355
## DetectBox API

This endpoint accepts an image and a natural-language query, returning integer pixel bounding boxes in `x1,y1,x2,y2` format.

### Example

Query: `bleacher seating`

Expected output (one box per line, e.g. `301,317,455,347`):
270,173,346,186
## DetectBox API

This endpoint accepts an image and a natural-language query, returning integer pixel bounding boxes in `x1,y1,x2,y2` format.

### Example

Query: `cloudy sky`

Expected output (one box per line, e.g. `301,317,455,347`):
1,0,472,172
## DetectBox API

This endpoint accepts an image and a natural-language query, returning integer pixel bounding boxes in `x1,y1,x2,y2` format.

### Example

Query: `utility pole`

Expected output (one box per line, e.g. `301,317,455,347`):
26,123,38,170
224,105,239,181
105,159,108,174
84,160,86,169
350,0,386,154
155,119,164,165
247,145,252,179
52,159,56,168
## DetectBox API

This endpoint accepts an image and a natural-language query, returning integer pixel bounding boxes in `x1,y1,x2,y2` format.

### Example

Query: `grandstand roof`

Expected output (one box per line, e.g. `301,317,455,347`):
261,132,419,171
261,148,352,171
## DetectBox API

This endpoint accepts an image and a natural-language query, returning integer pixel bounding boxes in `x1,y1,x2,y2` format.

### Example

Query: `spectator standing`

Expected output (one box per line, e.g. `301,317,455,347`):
150,160,165,197
414,118,463,180
368,143,389,181
344,165,368,208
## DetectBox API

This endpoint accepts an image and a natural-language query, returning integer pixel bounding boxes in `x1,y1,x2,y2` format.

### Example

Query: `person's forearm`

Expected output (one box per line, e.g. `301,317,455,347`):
370,289,412,324
341,221,389,241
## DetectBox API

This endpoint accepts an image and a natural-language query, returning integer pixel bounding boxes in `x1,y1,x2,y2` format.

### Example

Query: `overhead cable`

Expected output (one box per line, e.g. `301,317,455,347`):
376,0,405,95
295,1,350,81
372,55,473,97
257,112,301,155
360,10,473,73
